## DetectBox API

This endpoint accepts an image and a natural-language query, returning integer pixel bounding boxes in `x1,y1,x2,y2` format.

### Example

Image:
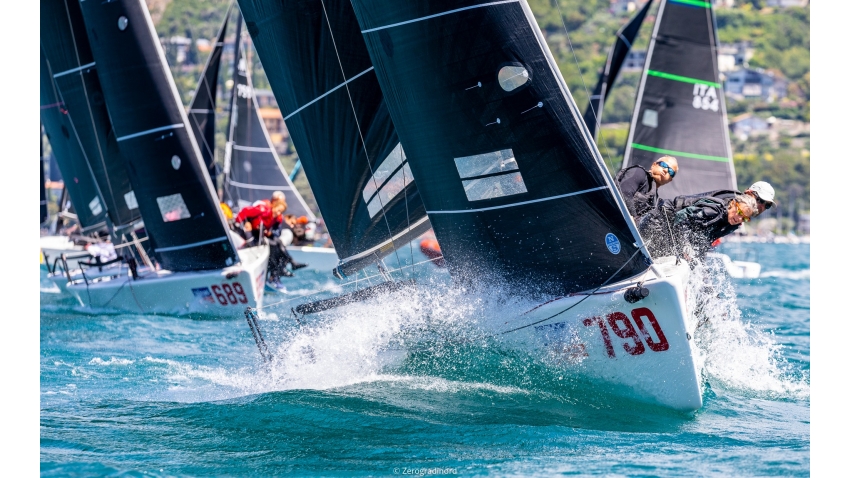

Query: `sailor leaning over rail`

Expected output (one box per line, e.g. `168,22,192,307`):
615,155,679,219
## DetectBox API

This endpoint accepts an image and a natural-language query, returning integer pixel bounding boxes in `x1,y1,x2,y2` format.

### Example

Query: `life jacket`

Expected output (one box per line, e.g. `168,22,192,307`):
665,189,740,212
616,165,657,217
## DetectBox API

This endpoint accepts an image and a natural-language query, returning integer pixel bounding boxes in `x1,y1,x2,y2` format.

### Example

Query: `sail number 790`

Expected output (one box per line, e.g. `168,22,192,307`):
583,307,669,358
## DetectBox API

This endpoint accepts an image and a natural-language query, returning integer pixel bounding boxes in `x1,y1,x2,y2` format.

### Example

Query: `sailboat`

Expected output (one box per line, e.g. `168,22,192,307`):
58,0,268,316
221,18,338,272
618,0,760,278
339,0,704,411
237,0,431,280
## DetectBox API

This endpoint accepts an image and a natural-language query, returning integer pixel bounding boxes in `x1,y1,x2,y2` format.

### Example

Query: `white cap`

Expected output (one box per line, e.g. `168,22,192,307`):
748,181,776,204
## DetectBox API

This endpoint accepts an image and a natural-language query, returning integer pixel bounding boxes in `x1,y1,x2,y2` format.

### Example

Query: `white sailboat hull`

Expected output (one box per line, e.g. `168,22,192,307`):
40,235,87,271
705,252,760,279
286,245,339,272
501,256,702,412
65,245,269,317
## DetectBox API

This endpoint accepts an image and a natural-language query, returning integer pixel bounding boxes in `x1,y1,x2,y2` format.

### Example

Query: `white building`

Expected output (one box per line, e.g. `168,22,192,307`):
725,68,787,103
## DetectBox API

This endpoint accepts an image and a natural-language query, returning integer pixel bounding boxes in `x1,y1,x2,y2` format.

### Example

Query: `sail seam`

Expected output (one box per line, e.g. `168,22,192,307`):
154,236,229,253
360,0,520,33
630,143,729,162
116,124,185,142
647,70,720,88
283,67,374,121
227,180,294,191
232,145,274,152
52,62,96,78
337,216,431,263
427,187,607,214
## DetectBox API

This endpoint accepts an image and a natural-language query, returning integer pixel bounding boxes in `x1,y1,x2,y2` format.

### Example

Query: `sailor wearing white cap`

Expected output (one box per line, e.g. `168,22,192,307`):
745,181,776,215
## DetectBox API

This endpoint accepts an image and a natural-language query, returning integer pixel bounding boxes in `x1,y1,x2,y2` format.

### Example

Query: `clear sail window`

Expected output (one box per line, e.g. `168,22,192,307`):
454,148,527,201
462,172,527,201
124,191,138,210
642,109,658,128
454,149,518,178
362,143,416,218
156,193,191,222
498,65,530,92
89,196,103,216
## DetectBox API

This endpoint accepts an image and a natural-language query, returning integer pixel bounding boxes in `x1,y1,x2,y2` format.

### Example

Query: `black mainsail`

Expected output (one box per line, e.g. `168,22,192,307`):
40,50,108,231
351,0,649,294
40,132,49,225
236,0,431,277
583,0,653,140
223,27,315,220
41,0,142,233
187,3,232,182
621,0,736,198
79,0,239,271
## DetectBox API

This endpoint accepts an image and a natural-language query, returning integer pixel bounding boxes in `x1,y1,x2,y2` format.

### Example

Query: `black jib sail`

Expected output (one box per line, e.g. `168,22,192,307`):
79,0,239,271
40,50,108,231
223,28,315,220
351,0,649,294
41,0,142,233
41,133,49,225
187,3,232,182
583,0,653,140
621,0,736,199
236,0,431,277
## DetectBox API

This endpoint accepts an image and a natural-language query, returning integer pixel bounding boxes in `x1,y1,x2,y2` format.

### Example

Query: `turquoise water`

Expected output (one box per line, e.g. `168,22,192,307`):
40,243,810,476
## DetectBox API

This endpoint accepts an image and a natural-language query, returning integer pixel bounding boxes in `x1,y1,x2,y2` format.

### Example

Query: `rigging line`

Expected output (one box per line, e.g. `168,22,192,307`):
319,0,404,270
61,0,119,222
553,0,615,165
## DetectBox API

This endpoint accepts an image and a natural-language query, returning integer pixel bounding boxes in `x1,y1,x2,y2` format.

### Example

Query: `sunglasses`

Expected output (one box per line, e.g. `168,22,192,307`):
657,161,676,178
754,195,773,210
735,204,751,222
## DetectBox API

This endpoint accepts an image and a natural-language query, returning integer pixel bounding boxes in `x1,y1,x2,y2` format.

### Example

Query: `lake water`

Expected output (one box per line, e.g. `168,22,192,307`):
40,243,810,476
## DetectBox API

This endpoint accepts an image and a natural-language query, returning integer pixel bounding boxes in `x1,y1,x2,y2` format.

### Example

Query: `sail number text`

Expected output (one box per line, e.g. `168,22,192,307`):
211,282,248,305
583,307,669,358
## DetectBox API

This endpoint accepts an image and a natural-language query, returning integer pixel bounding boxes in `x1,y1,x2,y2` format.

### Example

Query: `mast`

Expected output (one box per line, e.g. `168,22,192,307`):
223,20,316,220
350,0,650,294
79,0,240,271
40,0,143,236
621,0,736,198
237,0,431,277
583,0,654,141
187,2,233,186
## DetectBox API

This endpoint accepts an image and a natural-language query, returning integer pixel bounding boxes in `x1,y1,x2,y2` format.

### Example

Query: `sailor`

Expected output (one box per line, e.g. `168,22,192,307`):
639,193,757,260
616,155,679,219
664,181,777,219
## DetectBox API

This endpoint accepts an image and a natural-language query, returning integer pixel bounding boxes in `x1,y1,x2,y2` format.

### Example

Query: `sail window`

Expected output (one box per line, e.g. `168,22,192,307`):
89,197,103,216
118,16,128,31
362,143,415,218
455,149,527,201
171,155,182,170
124,191,138,210
156,193,191,222
498,66,530,92
642,109,658,128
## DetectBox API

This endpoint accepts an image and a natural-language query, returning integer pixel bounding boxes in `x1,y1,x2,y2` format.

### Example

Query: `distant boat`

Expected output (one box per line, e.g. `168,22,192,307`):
617,0,759,278
59,0,268,316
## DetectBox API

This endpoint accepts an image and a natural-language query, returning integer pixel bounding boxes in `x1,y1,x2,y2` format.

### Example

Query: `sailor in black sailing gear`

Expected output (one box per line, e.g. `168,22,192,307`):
615,155,679,219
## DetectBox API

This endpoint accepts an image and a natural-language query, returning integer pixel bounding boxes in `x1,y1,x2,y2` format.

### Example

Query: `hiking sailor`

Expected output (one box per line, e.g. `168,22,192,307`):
616,155,679,219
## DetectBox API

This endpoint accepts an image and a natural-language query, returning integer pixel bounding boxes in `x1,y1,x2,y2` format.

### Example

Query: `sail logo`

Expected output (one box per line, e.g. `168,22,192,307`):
605,233,621,254
237,84,253,99
692,84,719,112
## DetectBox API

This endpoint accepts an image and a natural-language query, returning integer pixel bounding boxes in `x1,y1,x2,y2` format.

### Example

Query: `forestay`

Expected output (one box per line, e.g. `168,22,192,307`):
223,24,315,220
583,0,653,141
187,3,232,182
351,0,650,294
79,0,239,271
40,0,142,233
236,0,430,277
40,50,108,231
622,0,736,198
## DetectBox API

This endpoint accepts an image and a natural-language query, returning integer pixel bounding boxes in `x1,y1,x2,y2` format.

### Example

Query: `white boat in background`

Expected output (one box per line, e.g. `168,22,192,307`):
286,245,339,272
40,235,86,270
706,252,761,279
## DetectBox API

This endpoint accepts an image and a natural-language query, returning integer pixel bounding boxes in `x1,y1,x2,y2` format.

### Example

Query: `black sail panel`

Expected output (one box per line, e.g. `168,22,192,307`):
224,37,315,220
40,134,49,224
188,5,231,181
622,0,736,199
79,0,239,271
351,0,649,294
237,0,431,275
583,0,653,140
40,50,107,230
40,0,141,230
